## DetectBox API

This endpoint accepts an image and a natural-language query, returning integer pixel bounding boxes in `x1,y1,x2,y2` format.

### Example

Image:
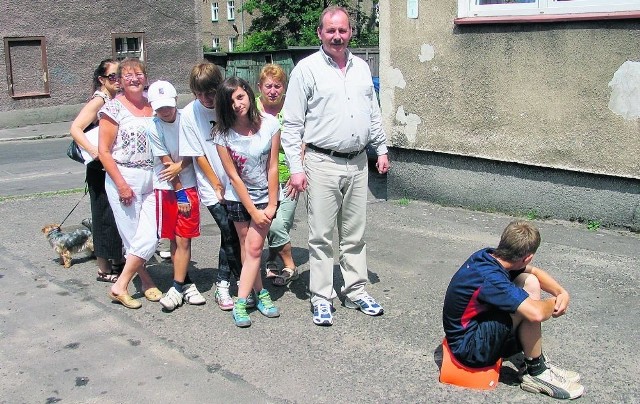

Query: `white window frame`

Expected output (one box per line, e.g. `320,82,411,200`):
112,33,144,61
228,36,237,52
458,0,640,18
211,2,219,21
212,37,220,51
227,0,235,20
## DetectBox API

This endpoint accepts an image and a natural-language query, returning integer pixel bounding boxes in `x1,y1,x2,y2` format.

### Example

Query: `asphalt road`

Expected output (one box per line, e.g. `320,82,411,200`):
0,137,85,197
1,133,639,403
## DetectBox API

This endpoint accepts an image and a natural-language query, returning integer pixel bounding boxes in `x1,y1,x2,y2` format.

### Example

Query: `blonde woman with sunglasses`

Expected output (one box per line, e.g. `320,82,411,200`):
98,58,161,309
70,59,124,284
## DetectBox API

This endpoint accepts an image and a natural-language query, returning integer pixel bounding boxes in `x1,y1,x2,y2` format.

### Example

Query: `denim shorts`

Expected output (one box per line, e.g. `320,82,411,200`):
455,311,521,368
226,201,269,222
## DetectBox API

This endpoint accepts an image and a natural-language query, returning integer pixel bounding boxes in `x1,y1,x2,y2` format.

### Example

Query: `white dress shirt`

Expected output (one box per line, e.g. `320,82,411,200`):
281,47,388,174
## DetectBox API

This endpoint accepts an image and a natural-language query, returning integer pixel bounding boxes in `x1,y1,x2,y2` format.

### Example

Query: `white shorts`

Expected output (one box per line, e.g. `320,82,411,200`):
105,166,157,261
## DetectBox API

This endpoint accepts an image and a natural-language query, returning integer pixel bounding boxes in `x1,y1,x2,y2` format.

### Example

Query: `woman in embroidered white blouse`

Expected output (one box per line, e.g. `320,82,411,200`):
98,58,161,309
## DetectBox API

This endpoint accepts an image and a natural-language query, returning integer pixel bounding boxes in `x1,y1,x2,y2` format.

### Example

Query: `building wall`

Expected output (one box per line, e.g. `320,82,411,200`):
201,0,251,52
0,0,201,118
379,1,640,229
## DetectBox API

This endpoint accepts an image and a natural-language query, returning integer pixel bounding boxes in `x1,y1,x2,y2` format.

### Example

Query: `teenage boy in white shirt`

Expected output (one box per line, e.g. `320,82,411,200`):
179,62,247,310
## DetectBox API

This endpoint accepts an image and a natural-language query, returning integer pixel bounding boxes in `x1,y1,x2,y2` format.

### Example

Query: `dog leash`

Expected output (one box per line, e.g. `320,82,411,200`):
59,184,88,227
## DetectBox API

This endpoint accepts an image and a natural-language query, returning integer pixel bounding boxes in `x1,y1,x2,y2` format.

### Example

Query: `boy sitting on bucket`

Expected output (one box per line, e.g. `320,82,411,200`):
442,220,584,399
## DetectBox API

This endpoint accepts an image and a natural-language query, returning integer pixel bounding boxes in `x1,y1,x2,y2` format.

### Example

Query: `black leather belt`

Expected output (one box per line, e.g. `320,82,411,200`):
307,143,364,159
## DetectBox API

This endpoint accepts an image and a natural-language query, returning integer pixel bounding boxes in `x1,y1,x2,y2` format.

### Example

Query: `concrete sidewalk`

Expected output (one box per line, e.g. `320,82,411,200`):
0,121,73,142
0,184,638,403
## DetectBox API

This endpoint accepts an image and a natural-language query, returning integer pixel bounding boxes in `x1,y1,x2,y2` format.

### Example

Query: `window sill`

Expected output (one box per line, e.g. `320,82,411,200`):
10,91,50,99
454,10,640,25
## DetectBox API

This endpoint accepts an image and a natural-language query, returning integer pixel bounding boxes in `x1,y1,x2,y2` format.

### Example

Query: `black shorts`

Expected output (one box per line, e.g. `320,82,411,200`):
226,201,269,222
455,311,522,368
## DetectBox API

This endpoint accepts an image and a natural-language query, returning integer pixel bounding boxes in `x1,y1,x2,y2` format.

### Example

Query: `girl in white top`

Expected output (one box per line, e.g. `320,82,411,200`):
213,77,281,327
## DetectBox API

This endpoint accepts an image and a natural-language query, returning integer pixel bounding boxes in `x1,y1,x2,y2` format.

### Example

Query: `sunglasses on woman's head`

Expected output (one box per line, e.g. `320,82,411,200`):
102,73,119,83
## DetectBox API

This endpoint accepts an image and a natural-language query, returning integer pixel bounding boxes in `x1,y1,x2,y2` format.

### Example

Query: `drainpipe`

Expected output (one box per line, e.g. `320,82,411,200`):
239,0,245,42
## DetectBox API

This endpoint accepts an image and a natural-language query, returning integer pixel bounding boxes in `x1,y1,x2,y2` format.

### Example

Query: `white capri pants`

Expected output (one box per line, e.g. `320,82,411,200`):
105,165,157,261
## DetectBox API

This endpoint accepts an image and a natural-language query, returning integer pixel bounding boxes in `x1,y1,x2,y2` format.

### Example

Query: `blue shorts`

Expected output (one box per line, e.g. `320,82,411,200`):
454,311,521,368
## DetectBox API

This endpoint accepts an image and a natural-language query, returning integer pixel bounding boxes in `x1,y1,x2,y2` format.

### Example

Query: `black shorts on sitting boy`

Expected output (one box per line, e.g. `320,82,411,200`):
442,220,584,399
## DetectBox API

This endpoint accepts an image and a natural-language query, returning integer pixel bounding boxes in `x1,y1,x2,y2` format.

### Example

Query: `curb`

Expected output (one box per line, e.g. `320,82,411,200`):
0,133,70,143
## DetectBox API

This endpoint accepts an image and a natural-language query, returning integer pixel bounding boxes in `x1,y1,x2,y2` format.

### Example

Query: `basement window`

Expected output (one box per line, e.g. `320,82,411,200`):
4,36,50,98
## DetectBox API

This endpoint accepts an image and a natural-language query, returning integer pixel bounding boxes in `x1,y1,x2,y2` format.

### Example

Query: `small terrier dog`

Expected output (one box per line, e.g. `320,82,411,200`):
42,223,94,268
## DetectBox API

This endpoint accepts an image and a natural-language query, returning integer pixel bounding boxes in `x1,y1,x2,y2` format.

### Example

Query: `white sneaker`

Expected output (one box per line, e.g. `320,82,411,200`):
159,287,183,311
214,281,234,311
546,362,580,383
312,299,334,326
521,369,584,399
182,284,206,305
344,292,384,316
159,251,171,260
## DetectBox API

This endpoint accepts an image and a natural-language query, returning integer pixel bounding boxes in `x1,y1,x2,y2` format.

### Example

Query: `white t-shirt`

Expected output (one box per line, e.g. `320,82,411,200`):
147,110,197,190
179,100,227,206
213,113,281,204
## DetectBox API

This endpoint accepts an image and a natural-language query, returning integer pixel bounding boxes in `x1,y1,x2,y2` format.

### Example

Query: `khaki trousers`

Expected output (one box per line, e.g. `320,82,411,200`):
305,150,369,304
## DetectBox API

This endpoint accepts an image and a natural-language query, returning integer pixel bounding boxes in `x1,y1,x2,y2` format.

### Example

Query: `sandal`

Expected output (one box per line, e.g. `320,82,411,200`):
273,267,298,287
265,261,281,278
108,291,141,309
97,269,120,283
143,287,162,302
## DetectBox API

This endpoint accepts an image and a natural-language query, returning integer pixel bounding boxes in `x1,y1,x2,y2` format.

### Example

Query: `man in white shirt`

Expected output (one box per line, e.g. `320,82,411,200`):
281,6,390,326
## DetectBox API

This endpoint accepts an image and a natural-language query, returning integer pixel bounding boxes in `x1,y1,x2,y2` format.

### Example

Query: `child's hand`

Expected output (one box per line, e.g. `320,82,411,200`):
552,290,570,317
178,202,191,215
264,204,277,220
160,161,183,182
214,186,225,203
175,189,191,215
251,209,272,227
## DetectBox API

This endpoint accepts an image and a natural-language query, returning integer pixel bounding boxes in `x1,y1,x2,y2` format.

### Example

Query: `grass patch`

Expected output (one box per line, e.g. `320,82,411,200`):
587,220,601,231
397,197,410,207
526,209,539,221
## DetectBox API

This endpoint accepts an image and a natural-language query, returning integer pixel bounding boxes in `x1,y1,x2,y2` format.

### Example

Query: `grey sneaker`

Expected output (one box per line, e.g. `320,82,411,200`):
521,369,584,399
237,281,256,308
344,292,384,316
159,287,183,311
246,290,256,308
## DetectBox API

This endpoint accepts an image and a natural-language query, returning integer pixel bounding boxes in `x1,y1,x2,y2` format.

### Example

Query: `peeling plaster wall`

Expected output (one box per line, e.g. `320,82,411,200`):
379,1,640,229
381,1,640,179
